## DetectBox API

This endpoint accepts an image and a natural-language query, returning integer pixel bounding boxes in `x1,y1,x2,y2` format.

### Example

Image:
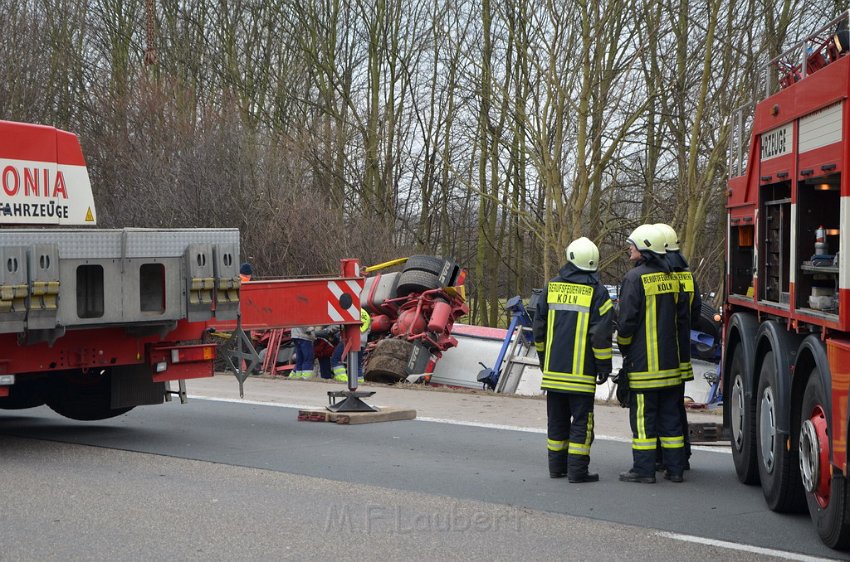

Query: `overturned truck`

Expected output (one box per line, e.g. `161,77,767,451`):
362,256,468,383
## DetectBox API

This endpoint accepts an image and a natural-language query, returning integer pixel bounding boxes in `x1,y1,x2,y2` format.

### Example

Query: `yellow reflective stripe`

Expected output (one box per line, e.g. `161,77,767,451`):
633,433,656,450
540,381,596,394
593,347,612,360
542,373,597,384
545,310,555,372
630,378,682,389
599,299,613,315
585,412,594,448
637,394,646,440
547,439,567,452
617,334,633,346
660,436,685,448
628,368,681,380
680,362,694,381
535,341,545,352
572,311,588,374
568,443,590,455
645,295,657,372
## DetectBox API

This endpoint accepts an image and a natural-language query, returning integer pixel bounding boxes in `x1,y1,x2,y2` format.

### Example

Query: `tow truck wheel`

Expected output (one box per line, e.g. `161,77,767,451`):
44,370,134,421
756,352,805,512
729,346,759,484
799,369,850,549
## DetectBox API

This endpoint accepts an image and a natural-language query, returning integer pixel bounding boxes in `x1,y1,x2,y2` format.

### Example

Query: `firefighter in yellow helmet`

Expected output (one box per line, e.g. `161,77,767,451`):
617,224,686,483
655,223,701,471
533,237,614,483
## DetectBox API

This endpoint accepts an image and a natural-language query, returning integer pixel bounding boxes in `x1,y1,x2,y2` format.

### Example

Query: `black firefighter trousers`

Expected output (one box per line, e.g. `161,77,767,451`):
547,391,594,478
629,386,686,476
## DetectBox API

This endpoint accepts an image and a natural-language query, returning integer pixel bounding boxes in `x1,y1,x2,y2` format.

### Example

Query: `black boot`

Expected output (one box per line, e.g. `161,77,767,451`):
619,470,656,483
664,471,684,483
550,471,568,479
568,472,599,483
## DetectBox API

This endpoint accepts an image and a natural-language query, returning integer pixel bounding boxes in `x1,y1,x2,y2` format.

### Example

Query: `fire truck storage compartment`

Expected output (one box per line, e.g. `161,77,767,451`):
729,220,754,297
758,181,791,305
796,173,840,316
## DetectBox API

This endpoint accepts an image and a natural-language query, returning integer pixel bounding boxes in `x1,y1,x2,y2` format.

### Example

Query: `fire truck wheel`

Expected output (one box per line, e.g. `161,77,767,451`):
396,270,441,297
800,370,850,549
44,372,134,421
756,352,806,512
729,346,759,485
402,255,448,276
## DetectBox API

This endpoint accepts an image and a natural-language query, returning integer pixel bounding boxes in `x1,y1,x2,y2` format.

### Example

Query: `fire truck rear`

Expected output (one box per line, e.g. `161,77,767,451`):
0,120,239,420
724,12,850,549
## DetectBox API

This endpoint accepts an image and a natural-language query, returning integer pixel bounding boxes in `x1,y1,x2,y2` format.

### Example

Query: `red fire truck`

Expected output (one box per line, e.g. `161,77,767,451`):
724,12,850,549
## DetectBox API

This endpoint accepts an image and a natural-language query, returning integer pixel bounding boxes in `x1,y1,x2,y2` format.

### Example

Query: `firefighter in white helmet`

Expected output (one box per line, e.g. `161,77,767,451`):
617,224,686,483
533,237,614,483
655,222,701,471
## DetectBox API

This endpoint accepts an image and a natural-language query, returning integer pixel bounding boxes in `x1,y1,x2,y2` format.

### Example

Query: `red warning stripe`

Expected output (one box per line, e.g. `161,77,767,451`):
0,120,86,166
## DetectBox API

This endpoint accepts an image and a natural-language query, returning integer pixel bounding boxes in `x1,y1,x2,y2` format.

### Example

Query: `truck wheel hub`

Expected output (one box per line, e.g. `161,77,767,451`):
799,407,830,507
759,387,776,473
731,375,745,451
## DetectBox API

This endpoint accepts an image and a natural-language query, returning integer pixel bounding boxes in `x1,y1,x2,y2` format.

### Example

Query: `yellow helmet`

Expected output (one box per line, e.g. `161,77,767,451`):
627,224,666,254
654,223,679,251
565,237,600,271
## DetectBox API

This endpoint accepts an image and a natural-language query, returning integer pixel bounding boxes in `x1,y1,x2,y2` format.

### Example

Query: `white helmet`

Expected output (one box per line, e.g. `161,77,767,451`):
654,223,680,251
565,237,600,271
627,224,666,255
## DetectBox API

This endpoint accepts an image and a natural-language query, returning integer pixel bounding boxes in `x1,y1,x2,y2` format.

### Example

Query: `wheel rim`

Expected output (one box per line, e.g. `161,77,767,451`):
731,375,745,451
799,405,831,508
759,386,776,473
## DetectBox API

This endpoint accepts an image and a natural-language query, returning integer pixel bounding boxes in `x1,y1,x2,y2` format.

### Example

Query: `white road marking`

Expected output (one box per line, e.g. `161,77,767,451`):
656,531,838,561
188,395,729,453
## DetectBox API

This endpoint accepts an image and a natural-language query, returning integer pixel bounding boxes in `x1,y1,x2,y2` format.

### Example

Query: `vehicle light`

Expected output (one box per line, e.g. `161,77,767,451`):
0,374,15,385
155,361,168,373
713,314,722,322
172,349,180,364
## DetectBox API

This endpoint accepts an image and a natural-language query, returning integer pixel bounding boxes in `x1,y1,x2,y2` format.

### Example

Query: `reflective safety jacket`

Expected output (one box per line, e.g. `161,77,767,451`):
616,255,682,390
533,263,614,395
668,252,702,382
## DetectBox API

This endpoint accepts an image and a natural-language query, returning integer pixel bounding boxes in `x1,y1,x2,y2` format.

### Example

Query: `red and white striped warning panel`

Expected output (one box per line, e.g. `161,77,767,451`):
327,280,362,322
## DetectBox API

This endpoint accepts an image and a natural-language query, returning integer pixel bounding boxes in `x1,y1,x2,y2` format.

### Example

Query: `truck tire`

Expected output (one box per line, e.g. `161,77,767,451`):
756,352,806,512
44,372,134,421
799,369,850,549
396,270,441,297
402,255,447,276
365,338,414,384
730,346,759,484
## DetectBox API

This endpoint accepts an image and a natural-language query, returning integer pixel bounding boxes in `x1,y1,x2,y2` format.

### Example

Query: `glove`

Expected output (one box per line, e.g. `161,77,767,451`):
537,351,546,367
596,372,610,385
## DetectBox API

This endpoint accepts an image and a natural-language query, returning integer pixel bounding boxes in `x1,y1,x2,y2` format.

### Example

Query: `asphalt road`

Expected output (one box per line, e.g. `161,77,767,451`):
0,400,842,561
